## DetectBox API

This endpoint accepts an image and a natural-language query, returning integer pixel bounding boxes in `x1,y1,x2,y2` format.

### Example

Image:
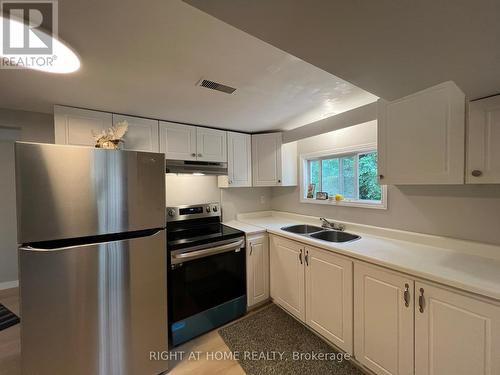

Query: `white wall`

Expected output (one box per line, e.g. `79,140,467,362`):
0,108,54,143
165,174,272,221
221,187,272,221
0,108,54,288
271,121,500,246
165,175,220,206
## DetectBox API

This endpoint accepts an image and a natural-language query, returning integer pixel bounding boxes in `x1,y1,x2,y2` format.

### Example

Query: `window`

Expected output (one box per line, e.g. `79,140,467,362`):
301,145,386,209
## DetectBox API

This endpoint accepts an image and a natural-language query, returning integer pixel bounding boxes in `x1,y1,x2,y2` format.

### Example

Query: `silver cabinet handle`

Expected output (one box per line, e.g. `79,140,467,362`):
197,153,202,157
249,243,253,255
418,287,425,313
404,283,410,307
299,249,303,264
305,249,309,266
191,153,196,157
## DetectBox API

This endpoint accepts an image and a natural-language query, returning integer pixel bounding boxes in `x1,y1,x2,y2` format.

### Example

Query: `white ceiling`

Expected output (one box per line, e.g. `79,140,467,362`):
185,0,500,101
0,0,376,132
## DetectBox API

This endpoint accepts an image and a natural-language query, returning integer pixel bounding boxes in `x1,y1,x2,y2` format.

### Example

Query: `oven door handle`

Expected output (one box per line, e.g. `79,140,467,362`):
171,239,244,264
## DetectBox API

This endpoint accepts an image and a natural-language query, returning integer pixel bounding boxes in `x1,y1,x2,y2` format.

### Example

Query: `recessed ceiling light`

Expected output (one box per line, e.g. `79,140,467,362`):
0,16,80,74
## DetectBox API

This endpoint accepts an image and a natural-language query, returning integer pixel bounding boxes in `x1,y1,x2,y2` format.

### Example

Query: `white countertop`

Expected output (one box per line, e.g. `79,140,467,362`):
223,220,266,235
226,211,500,302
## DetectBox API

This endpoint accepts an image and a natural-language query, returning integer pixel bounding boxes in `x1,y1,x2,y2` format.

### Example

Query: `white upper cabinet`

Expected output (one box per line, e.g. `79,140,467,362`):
54,106,159,152
467,95,500,184
354,262,414,375
159,122,227,162
378,81,466,184
54,105,112,147
159,121,197,160
252,133,297,186
415,282,500,375
196,127,227,162
219,132,252,187
112,114,159,152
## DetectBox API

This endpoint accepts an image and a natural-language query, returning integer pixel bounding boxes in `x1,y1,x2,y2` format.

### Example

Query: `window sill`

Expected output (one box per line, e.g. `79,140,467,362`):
300,197,387,210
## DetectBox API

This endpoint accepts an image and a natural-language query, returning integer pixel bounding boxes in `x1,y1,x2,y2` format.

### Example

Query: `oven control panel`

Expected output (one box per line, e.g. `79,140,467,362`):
167,202,220,222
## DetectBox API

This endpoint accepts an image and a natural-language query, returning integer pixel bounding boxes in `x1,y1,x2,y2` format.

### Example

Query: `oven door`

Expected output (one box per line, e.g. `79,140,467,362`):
168,237,246,345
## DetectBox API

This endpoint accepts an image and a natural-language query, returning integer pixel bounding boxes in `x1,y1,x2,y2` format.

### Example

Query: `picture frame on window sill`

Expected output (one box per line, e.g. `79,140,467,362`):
315,192,328,200
307,184,316,199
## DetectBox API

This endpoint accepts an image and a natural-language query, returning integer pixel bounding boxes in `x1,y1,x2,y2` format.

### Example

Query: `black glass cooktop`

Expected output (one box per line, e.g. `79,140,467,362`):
167,217,244,251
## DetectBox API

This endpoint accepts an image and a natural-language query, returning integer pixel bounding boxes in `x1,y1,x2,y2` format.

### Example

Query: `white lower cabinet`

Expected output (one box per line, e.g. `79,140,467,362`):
305,246,353,354
270,235,353,353
270,235,305,320
354,262,500,375
415,282,500,375
246,233,269,307
354,262,414,375
268,235,500,375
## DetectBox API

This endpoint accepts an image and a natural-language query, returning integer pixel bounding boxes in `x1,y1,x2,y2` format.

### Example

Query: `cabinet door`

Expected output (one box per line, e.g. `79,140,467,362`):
354,262,414,375
246,234,269,307
54,105,112,146
112,114,159,152
252,133,282,186
305,246,353,354
281,141,298,186
159,121,196,160
467,95,500,183
269,235,305,320
196,127,227,162
227,132,252,187
415,282,500,375
378,81,465,184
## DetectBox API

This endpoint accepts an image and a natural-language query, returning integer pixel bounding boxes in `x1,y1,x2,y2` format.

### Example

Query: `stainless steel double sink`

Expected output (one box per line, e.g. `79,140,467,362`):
280,224,360,243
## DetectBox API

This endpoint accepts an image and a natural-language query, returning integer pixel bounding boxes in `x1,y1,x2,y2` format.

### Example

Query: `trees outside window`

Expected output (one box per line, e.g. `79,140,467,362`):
306,150,382,204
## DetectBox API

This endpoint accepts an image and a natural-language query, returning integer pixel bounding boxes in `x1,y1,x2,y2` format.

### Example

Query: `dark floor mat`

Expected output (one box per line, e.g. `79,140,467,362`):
218,304,365,375
0,304,20,331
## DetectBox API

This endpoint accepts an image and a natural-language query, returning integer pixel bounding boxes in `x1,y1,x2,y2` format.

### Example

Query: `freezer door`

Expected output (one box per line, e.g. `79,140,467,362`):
15,142,165,243
19,229,168,375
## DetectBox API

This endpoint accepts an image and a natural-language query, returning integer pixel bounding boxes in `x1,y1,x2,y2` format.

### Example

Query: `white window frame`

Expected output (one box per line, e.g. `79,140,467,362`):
299,142,387,209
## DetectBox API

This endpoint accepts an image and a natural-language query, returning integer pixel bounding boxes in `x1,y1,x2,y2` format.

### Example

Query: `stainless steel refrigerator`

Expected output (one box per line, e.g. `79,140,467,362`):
15,142,168,375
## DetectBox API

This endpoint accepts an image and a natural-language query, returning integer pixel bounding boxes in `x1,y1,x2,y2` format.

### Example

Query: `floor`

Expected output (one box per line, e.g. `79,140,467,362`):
0,287,246,375
0,288,20,375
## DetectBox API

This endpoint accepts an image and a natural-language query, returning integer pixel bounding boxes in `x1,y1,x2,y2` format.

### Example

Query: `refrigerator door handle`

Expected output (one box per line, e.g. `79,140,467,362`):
19,245,71,252
19,229,164,252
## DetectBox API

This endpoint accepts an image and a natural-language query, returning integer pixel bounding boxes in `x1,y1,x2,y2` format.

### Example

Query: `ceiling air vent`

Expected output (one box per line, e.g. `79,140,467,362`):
198,79,236,94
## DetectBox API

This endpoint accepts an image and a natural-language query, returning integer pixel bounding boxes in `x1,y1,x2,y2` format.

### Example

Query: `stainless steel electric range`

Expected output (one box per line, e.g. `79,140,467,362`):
166,202,246,347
